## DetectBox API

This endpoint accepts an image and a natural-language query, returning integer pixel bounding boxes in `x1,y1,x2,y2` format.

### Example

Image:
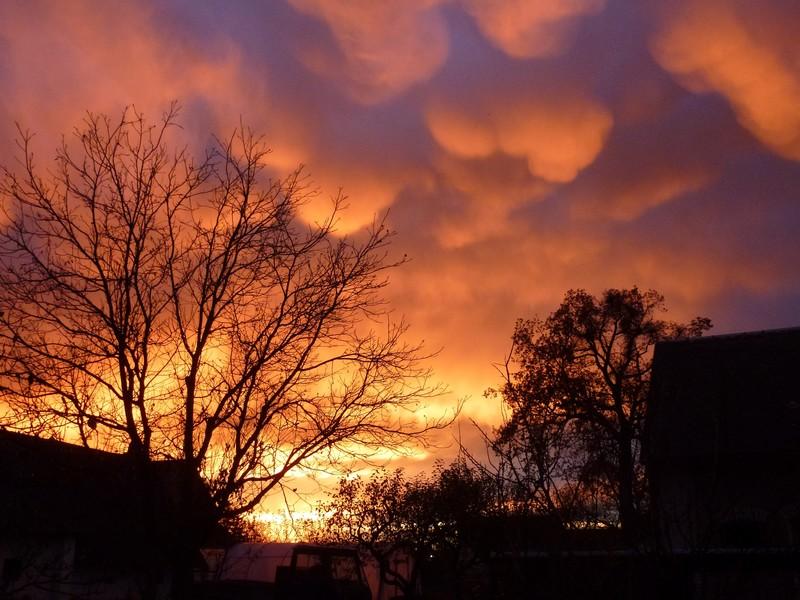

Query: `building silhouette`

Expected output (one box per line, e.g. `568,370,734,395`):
648,327,800,598
0,430,213,599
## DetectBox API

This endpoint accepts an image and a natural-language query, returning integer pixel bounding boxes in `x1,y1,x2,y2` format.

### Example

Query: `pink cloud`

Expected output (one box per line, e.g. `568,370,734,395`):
462,0,606,58
652,0,800,160
288,0,449,104
426,93,612,182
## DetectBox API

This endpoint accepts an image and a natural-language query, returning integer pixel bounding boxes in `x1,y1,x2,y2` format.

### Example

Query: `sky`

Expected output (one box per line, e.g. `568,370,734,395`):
2,0,800,488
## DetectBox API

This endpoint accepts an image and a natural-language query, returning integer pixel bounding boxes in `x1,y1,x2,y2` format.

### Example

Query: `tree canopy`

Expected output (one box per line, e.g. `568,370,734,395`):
318,461,496,599
489,288,711,532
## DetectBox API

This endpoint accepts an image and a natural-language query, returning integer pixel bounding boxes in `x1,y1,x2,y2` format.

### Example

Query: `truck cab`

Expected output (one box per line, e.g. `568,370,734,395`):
195,543,372,600
276,545,371,600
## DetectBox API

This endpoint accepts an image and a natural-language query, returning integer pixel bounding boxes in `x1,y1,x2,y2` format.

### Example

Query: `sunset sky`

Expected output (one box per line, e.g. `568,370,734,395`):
2,0,800,491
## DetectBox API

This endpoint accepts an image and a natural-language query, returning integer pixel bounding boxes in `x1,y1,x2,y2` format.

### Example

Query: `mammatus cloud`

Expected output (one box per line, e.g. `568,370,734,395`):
285,0,607,102
563,102,740,221
462,0,605,58
2,0,800,492
0,1,265,159
652,0,800,161
299,161,427,234
426,95,613,183
430,153,550,247
572,168,712,221
288,0,449,103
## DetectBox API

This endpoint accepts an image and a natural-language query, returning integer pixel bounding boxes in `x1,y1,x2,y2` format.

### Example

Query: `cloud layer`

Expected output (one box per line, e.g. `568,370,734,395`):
2,0,800,483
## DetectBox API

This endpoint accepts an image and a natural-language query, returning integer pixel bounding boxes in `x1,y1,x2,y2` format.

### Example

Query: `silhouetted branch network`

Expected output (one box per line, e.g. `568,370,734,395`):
0,103,445,517
478,288,711,532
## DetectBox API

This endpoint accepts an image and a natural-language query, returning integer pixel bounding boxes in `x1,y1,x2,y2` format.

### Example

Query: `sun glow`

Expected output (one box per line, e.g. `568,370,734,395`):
250,509,328,542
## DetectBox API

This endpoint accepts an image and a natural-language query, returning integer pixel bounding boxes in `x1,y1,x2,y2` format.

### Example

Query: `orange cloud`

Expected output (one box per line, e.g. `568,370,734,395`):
652,0,800,160
426,95,612,182
0,2,344,234
462,0,605,58
288,0,449,104
572,168,712,221
431,153,551,247
298,161,425,235
0,2,271,158
2,0,799,503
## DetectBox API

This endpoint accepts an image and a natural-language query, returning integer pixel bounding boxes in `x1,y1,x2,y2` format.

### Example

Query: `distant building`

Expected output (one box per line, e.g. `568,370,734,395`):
647,327,800,598
0,430,214,599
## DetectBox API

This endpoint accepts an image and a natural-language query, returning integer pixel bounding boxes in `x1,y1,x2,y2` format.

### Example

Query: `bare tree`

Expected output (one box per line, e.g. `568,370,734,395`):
0,104,442,520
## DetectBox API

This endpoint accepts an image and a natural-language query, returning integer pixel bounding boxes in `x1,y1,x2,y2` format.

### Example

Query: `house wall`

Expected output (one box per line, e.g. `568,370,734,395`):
1,535,172,599
653,455,800,552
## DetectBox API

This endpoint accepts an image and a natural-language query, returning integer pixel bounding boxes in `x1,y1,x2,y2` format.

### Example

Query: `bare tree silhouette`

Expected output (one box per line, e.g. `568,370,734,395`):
0,104,443,520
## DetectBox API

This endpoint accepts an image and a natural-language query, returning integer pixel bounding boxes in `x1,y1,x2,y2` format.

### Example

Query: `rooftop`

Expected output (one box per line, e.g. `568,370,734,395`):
647,326,800,461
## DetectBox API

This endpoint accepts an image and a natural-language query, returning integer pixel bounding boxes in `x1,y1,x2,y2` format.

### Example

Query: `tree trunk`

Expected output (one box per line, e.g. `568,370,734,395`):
617,427,637,539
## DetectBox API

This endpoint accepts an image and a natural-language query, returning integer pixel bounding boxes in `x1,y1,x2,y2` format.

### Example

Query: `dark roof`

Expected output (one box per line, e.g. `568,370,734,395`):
0,429,214,544
647,327,800,461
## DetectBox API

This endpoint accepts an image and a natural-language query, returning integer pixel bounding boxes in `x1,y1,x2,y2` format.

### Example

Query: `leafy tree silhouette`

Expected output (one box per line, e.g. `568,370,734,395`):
488,288,710,535
318,461,495,600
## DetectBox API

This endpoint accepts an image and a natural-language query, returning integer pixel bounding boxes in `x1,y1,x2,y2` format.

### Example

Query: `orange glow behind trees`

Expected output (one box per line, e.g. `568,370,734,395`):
0,105,443,518
0,0,799,510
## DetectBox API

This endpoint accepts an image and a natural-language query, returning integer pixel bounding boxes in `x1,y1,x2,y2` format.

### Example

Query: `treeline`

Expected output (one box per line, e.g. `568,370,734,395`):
311,288,711,598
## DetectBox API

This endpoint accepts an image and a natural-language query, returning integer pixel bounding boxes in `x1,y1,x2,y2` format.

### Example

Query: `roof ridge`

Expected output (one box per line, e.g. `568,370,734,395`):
658,325,800,345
